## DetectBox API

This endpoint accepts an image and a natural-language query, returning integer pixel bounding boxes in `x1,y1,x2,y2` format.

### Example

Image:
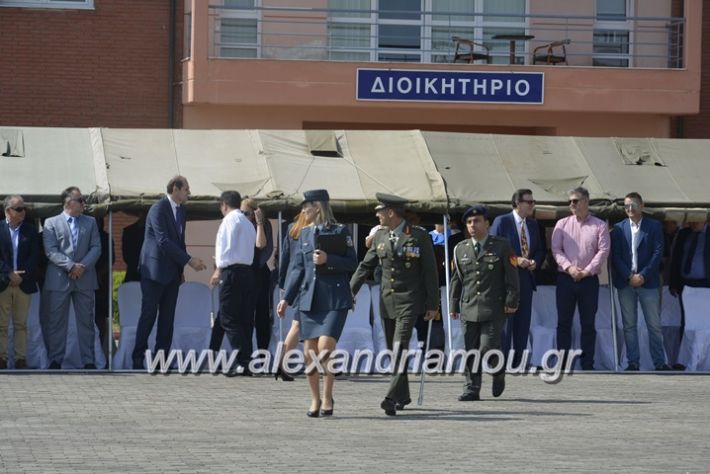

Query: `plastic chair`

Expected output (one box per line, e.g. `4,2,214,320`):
529,286,557,367
172,282,212,355
113,282,154,369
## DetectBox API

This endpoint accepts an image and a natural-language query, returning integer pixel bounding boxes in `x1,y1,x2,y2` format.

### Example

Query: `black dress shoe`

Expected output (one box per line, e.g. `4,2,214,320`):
307,400,322,418
320,398,334,417
380,397,396,416
395,398,412,410
48,361,61,370
625,362,640,371
132,361,144,370
458,392,480,401
83,363,97,370
492,377,505,398
655,364,672,371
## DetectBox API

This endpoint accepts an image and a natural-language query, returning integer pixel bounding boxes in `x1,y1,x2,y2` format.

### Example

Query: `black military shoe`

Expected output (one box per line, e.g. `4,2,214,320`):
380,397,397,416
492,377,505,398
458,392,480,401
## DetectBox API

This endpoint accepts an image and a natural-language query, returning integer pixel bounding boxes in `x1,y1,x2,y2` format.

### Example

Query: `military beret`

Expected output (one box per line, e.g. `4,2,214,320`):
461,204,488,223
302,189,330,203
374,192,408,211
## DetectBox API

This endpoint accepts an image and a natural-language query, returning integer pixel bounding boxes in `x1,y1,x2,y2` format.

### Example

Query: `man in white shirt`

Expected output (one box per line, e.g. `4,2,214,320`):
210,191,257,376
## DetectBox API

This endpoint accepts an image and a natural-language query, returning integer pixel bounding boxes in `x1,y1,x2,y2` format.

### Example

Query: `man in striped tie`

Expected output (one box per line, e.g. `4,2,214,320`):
490,189,546,368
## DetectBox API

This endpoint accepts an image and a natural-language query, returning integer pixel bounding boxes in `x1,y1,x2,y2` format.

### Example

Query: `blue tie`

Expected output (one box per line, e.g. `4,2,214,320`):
68,217,78,249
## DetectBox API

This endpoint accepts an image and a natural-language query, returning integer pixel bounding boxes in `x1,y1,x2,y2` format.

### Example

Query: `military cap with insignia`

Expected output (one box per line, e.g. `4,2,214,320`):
374,192,409,211
302,189,330,203
461,204,489,223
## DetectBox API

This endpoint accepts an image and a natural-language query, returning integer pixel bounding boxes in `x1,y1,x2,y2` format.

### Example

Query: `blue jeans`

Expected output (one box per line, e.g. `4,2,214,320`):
617,285,666,367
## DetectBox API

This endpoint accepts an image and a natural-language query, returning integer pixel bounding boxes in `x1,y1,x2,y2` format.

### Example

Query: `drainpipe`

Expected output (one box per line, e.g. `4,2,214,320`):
168,0,177,128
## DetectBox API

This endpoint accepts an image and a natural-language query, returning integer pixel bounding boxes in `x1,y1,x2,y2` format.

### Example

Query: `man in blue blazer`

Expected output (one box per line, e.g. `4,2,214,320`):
42,187,101,369
611,192,669,371
132,176,206,369
0,195,39,369
490,189,546,367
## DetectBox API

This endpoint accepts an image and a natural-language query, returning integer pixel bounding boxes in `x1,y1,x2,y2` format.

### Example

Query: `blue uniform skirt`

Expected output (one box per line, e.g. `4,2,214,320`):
299,309,348,341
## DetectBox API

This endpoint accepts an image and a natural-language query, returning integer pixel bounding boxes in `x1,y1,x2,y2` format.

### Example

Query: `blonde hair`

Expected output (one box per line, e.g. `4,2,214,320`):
313,200,337,226
289,211,307,240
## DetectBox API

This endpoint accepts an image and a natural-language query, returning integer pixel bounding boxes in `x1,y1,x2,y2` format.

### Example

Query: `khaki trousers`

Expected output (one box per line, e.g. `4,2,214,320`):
0,286,31,360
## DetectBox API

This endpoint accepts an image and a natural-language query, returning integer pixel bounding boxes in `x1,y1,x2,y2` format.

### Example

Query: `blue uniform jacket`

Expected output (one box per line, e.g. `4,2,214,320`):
283,224,358,312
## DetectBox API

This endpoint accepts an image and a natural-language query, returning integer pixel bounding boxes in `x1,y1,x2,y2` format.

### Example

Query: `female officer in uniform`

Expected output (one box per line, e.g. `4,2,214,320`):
277,189,358,417
274,211,307,381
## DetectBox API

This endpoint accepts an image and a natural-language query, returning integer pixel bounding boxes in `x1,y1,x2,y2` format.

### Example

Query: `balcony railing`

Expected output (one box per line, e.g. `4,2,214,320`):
202,4,685,69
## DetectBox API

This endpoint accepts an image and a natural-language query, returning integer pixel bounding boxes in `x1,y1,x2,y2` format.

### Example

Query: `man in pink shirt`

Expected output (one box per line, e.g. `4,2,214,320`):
551,187,610,370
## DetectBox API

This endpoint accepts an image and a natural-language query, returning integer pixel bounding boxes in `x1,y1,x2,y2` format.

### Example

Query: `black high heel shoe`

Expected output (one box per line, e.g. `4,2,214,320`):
307,400,322,418
274,366,294,382
320,398,334,417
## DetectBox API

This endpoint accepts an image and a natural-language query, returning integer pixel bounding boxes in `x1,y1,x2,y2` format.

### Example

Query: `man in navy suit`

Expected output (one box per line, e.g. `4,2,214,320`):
0,195,39,369
42,187,101,369
611,192,670,371
131,176,206,369
490,189,546,367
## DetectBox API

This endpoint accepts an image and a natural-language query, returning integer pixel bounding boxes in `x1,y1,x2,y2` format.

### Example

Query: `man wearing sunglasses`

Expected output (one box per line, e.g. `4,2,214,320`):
551,187,610,370
41,187,101,369
490,189,546,368
0,195,39,369
610,192,670,371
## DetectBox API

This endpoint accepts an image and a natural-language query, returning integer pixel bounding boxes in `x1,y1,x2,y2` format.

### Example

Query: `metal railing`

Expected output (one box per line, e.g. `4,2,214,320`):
205,4,685,69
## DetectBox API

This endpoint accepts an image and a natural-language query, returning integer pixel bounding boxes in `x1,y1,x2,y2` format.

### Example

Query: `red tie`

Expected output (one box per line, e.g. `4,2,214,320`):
520,220,529,258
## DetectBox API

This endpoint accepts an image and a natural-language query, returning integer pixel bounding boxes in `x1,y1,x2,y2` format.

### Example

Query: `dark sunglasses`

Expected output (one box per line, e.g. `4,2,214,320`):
519,199,536,205
71,197,86,204
568,198,580,205
10,206,26,212
624,203,640,210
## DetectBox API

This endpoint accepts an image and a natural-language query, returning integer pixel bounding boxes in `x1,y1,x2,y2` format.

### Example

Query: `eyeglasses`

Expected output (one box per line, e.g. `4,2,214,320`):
568,198,580,204
71,197,85,204
243,210,253,217
519,199,536,205
9,206,26,212
624,203,640,210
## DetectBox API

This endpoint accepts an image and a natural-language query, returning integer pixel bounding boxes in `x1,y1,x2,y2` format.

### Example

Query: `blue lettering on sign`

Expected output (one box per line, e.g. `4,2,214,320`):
356,69,544,104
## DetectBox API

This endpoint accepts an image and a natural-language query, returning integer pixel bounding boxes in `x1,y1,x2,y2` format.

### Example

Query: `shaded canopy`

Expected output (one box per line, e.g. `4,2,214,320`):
2,126,709,222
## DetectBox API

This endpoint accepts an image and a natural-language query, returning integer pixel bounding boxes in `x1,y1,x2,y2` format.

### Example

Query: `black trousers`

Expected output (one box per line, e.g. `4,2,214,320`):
556,273,599,369
253,264,272,351
132,276,180,368
219,265,256,366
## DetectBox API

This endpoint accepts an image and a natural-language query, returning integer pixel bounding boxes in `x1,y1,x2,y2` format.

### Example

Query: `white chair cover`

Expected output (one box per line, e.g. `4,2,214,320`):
660,286,682,366
678,287,710,370
529,285,557,367
441,286,465,371
113,282,154,369
338,285,375,373
172,282,212,354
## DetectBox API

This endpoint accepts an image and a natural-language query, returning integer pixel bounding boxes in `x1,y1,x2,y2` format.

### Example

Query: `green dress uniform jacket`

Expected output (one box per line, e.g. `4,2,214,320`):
351,223,439,318
450,236,520,322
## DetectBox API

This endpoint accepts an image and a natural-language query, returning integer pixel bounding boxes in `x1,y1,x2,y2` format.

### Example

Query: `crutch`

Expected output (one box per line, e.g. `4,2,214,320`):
417,318,434,406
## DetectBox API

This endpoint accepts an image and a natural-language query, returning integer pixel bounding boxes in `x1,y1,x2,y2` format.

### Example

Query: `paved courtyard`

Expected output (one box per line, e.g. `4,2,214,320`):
0,372,707,473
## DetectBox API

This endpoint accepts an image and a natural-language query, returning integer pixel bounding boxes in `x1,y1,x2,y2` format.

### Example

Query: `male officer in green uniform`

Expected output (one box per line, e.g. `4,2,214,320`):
450,205,519,401
351,193,439,416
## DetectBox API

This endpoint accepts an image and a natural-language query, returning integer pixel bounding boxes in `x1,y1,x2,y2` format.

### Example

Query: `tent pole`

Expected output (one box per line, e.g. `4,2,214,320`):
443,214,453,362
353,223,358,259
107,210,114,372
607,254,620,372
277,211,283,343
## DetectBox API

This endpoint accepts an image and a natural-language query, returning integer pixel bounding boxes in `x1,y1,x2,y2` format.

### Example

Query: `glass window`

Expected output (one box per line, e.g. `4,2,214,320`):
597,0,627,21
484,27,526,65
329,24,371,49
379,24,420,49
219,18,258,58
483,0,525,23
329,0,370,19
431,0,475,22
0,0,93,8
379,0,419,21
223,0,256,7
593,29,629,67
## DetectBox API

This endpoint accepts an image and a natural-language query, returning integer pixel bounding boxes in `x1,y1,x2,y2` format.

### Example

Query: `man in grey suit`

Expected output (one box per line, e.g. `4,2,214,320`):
41,187,101,369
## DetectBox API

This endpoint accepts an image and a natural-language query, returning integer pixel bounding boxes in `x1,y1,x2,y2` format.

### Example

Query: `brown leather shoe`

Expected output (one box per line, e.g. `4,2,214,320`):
14,359,26,370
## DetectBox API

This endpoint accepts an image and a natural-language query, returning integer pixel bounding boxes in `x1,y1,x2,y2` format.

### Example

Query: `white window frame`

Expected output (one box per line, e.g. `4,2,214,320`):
375,0,423,63
327,1,376,62
593,0,633,67
214,0,261,59
0,0,93,9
